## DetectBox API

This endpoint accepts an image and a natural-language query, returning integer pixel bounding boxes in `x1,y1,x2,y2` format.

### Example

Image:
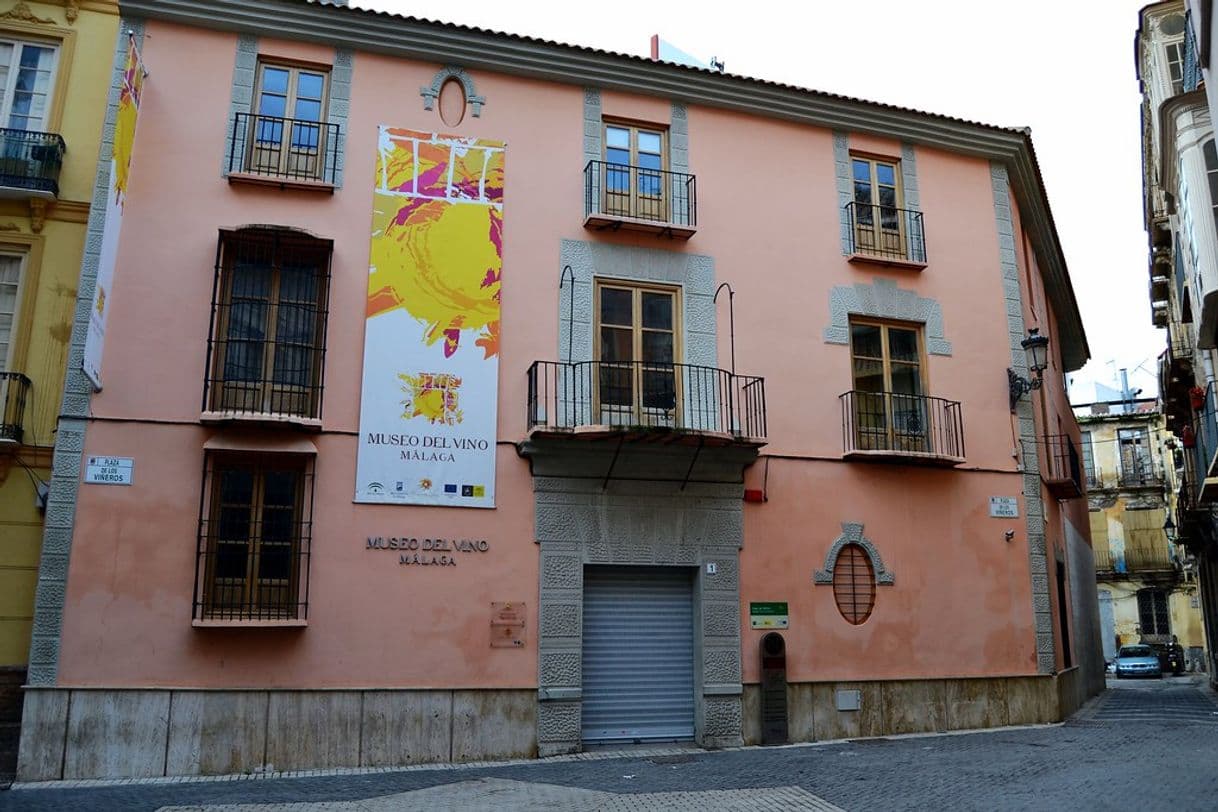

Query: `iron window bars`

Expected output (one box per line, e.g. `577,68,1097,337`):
527,360,765,439
193,452,314,621
203,227,332,421
227,112,341,185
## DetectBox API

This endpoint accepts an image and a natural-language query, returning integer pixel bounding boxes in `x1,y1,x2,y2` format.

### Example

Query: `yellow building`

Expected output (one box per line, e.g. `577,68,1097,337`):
0,0,119,751
1077,399,1208,671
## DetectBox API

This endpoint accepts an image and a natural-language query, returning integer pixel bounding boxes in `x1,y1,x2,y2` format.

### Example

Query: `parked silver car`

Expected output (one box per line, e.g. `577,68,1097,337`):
1114,644,1163,679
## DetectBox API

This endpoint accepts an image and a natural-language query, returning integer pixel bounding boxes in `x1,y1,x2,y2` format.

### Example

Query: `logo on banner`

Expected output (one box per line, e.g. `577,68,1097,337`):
399,371,463,425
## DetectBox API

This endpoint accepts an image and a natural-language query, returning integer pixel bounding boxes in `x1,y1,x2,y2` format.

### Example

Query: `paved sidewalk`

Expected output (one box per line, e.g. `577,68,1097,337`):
156,778,843,811
2,677,1216,811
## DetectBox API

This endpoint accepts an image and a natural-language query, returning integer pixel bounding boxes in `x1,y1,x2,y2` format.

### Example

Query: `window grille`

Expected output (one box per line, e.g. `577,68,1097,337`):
832,543,876,625
193,452,314,621
1137,589,1171,637
203,227,332,420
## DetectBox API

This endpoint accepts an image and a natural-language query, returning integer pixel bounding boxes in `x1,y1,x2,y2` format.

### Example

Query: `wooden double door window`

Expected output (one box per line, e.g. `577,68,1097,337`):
210,230,331,418
852,156,904,256
597,282,679,426
850,320,927,452
201,455,309,620
604,123,667,222
248,63,329,180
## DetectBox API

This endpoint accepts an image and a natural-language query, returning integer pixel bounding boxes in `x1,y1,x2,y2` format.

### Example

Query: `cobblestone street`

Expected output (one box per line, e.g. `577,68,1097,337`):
1,677,1215,811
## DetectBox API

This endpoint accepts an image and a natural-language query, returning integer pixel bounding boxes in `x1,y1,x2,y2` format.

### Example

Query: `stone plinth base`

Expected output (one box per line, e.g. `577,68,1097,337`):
17,687,536,781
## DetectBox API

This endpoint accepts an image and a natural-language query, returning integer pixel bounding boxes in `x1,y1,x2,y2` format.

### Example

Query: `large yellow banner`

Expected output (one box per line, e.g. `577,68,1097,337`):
355,127,505,507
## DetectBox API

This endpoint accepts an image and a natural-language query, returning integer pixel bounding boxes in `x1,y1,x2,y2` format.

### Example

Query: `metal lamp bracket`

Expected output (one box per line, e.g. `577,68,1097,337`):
1007,368,1042,411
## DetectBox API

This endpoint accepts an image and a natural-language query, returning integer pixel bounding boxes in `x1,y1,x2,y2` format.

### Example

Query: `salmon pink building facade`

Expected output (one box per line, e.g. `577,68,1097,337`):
18,0,1104,779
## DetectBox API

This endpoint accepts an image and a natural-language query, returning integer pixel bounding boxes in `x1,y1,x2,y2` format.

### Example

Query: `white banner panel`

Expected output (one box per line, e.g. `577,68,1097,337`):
83,36,146,390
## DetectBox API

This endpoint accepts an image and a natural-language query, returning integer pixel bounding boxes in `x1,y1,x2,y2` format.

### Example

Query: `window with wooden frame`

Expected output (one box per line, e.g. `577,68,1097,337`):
849,319,927,452
246,62,330,180
595,280,679,427
1165,39,1185,95
851,155,904,257
0,252,24,369
1204,140,1218,238
1080,430,1096,485
194,453,313,622
204,227,332,421
603,122,667,222
832,543,876,625
0,39,58,132
0,252,25,442
1117,427,1154,485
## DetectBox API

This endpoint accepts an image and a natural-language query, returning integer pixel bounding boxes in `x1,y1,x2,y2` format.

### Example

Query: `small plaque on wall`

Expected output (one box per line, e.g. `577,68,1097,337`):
491,602,525,648
750,602,789,629
989,496,1019,518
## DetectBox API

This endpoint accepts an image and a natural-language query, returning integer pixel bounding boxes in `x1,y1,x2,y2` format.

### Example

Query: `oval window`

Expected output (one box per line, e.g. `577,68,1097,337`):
832,543,876,625
438,78,467,127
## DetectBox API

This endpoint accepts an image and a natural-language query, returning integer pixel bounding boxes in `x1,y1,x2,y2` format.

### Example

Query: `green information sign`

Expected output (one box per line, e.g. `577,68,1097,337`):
749,602,789,629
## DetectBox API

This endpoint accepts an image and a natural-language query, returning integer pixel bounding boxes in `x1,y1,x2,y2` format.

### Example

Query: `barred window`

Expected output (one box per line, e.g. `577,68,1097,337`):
832,543,876,625
194,453,314,622
204,227,331,420
1137,588,1170,637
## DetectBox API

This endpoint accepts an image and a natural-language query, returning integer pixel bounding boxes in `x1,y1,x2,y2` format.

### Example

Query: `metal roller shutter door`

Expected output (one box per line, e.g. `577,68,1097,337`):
581,566,695,743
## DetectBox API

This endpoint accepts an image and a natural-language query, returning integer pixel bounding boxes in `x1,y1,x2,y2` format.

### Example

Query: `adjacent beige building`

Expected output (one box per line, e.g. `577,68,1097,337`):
1077,398,1206,670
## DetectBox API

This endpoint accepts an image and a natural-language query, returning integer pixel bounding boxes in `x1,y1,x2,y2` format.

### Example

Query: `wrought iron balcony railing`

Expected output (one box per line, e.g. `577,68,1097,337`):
1168,322,1194,362
583,160,697,236
0,128,65,198
1039,434,1084,497
845,202,927,263
840,390,964,463
1093,547,1177,574
227,112,341,185
1117,468,1163,488
526,360,765,439
0,371,30,444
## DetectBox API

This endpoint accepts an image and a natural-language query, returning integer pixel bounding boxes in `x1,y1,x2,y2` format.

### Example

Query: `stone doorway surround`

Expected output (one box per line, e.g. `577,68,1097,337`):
533,475,745,756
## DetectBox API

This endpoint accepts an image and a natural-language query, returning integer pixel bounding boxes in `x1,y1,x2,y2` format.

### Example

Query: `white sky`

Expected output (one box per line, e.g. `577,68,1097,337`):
360,0,1159,403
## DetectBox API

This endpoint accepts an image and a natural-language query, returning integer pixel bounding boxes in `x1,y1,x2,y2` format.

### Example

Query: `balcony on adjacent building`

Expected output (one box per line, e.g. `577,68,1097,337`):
1093,547,1178,576
521,360,764,485
583,161,697,238
1037,434,1084,498
0,371,30,445
1161,335,1195,434
839,390,964,466
1186,381,1218,503
844,202,927,267
226,113,341,190
0,129,65,200
1168,321,1194,361
1117,466,1163,489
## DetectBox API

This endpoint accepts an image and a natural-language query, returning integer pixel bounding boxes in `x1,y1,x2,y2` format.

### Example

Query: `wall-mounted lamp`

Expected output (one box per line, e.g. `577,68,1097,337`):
1164,514,1178,543
1007,328,1050,411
